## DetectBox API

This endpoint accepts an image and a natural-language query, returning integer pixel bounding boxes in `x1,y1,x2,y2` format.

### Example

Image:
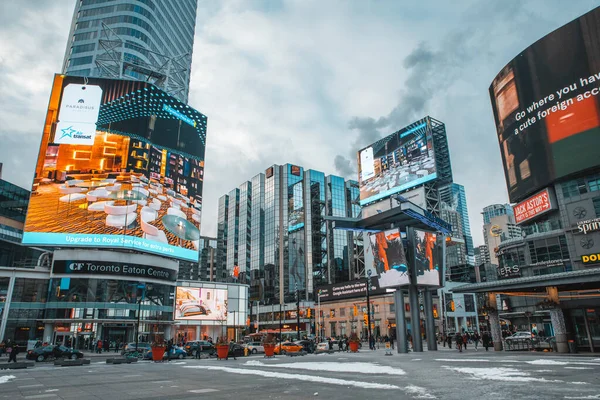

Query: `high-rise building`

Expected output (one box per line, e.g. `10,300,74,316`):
439,183,475,264
62,0,199,101
481,204,522,266
216,164,361,305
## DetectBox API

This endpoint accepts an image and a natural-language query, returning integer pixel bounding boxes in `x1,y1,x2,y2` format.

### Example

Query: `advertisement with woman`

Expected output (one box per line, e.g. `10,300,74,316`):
175,287,227,321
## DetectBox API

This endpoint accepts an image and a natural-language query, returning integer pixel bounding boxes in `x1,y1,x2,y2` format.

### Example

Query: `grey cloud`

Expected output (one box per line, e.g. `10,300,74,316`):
334,154,355,177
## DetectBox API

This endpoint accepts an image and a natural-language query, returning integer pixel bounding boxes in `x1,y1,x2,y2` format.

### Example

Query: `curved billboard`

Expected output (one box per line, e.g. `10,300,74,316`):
489,7,600,203
22,74,207,262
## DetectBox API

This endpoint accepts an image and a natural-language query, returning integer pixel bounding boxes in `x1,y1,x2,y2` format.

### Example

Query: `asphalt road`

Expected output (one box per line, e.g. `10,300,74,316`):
1,347,599,399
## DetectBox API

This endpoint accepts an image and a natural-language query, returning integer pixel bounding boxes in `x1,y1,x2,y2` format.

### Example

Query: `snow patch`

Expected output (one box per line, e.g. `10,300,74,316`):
564,395,600,399
565,367,593,370
442,366,563,383
435,359,489,362
243,361,405,375
0,375,15,384
570,382,589,385
526,360,567,366
533,370,553,373
183,365,400,390
404,384,436,399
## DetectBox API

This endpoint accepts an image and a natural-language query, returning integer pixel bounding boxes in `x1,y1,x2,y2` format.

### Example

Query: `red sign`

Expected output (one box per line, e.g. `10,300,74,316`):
514,188,554,224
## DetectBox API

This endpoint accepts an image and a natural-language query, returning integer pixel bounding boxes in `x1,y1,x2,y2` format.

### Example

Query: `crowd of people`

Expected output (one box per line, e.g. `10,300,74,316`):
438,330,492,352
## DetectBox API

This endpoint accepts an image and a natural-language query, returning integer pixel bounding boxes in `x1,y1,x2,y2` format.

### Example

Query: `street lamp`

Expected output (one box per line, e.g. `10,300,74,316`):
366,270,373,346
135,283,148,352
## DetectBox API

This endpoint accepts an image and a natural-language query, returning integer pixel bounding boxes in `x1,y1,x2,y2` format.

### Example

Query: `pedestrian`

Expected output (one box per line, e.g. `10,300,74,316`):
482,332,491,352
328,338,332,351
166,340,173,362
369,335,375,351
463,332,468,350
473,331,480,351
390,336,395,350
8,343,18,363
97,339,103,354
115,340,120,353
455,332,463,353
446,333,452,349
227,340,237,360
103,339,109,353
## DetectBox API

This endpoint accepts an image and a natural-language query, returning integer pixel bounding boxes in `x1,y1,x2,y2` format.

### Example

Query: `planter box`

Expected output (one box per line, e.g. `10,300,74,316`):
263,344,275,358
349,341,360,353
151,347,166,362
215,345,229,360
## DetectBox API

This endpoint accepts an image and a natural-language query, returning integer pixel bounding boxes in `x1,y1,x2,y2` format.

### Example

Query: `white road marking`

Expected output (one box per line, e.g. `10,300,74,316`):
189,389,220,393
18,384,44,388
23,395,57,399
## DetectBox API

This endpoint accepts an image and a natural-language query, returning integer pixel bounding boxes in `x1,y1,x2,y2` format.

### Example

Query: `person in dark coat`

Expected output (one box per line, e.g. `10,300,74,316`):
446,333,452,349
482,332,491,351
166,341,173,362
103,339,109,353
8,343,18,363
455,332,464,353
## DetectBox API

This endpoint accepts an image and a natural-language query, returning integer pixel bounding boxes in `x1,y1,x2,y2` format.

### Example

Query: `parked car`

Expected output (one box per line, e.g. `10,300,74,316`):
294,340,314,353
315,342,332,354
26,345,84,362
244,342,265,354
505,332,533,343
184,340,215,356
274,341,303,355
144,346,187,360
121,342,152,355
210,344,245,358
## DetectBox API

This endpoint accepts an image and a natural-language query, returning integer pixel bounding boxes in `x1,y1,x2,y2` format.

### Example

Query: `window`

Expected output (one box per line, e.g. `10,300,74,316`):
562,179,587,198
464,294,475,312
339,308,345,317
588,176,600,192
389,303,395,312
594,197,600,217
68,56,93,67
445,293,453,312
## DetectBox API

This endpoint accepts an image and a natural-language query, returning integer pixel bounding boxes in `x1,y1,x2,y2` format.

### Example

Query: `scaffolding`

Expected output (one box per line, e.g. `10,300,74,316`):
94,23,191,102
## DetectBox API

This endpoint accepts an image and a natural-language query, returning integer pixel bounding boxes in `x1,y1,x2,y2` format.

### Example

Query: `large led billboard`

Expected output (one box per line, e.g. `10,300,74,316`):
489,7,600,203
175,287,227,321
22,75,207,262
358,120,437,206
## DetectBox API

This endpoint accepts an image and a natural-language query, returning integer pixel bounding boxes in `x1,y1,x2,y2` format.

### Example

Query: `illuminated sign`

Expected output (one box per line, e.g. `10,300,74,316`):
497,265,521,279
163,104,197,127
53,260,177,282
174,287,228,321
577,218,600,235
582,253,600,265
514,188,555,224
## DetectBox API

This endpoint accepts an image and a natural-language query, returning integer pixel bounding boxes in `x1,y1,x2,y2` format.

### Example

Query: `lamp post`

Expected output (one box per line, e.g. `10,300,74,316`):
279,302,283,344
296,283,300,339
317,290,322,340
135,283,147,352
366,270,373,345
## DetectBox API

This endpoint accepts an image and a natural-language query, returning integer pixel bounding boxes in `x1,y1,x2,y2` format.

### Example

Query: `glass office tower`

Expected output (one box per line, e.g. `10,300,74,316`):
216,164,361,305
62,0,198,101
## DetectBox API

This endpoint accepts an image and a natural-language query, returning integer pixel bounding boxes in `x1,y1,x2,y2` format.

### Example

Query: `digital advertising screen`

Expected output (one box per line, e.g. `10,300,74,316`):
288,181,304,231
175,287,227,321
358,119,437,206
22,74,207,262
368,228,442,288
489,7,600,203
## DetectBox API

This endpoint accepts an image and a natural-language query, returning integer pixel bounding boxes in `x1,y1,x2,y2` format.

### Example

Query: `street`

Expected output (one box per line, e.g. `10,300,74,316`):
1,347,599,399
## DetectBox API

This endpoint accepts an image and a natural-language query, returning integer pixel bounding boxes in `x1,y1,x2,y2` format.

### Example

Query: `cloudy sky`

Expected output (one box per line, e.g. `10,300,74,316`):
0,0,597,245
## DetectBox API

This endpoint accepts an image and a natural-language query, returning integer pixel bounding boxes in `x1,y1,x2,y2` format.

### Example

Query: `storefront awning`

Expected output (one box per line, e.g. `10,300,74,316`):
452,268,600,294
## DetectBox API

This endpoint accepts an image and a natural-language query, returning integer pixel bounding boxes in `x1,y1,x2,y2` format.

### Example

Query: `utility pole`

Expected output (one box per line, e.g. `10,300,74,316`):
317,289,322,340
366,270,372,345
296,282,300,339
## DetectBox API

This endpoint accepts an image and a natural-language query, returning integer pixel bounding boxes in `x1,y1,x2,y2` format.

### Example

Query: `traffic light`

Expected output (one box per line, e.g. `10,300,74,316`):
330,310,334,318
363,314,368,324
450,301,455,312
433,305,438,318
353,305,358,316
307,308,311,318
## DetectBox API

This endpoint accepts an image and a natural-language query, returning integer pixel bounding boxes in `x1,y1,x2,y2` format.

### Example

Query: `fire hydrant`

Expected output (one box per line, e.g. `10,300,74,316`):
244,347,249,357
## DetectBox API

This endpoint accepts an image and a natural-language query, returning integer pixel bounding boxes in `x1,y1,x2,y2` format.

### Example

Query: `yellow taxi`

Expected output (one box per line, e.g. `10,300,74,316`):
273,341,303,355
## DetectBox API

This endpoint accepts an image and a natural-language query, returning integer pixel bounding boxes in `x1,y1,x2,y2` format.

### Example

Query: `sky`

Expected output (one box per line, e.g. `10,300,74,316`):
0,0,597,246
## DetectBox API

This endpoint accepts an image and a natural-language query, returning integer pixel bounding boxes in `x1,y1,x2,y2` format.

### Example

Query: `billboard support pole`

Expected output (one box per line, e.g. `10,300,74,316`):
394,289,408,354
407,227,423,352
366,271,373,347
424,289,437,351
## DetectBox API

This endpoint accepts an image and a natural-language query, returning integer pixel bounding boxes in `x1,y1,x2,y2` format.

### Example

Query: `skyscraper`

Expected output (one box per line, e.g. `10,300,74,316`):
216,164,361,305
481,204,522,266
438,183,475,264
61,0,198,102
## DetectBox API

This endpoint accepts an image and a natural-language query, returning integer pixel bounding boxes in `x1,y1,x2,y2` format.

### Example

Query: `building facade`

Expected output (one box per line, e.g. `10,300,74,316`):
62,0,198,101
216,164,362,317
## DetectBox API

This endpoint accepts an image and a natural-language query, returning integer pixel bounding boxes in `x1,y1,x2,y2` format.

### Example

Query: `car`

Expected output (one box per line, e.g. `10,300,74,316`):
273,341,303,355
209,344,245,358
244,342,265,354
26,345,84,362
315,342,332,354
184,340,215,356
121,342,152,355
505,332,533,343
144,345,187,360
294,340,314,353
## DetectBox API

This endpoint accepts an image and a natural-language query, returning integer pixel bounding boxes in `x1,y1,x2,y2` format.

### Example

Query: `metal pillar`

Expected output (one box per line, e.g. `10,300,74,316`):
424,290,437,351
408,284,423,352
394,289,408,353
550,308,568,353
488,310,503,351
0,274,15,342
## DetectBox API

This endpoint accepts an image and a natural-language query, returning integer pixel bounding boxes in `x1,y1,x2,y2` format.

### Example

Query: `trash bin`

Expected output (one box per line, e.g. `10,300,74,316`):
568,340,577,354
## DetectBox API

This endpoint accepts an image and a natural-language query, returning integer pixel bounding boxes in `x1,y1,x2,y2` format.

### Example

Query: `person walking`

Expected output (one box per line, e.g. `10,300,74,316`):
446,333,452,349
473,331,481,351
166,340,173,362
390,336,395,350
114,340,120,353
455,332,463,353
8,343,18,363
103,339,109,353
96,339,103,354
482,331,491,352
